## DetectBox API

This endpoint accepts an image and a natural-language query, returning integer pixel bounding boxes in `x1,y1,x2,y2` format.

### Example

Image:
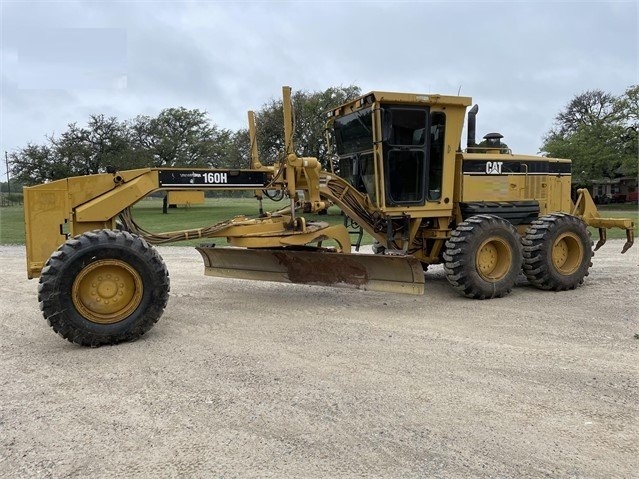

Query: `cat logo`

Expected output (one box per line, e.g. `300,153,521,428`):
485,161,503,175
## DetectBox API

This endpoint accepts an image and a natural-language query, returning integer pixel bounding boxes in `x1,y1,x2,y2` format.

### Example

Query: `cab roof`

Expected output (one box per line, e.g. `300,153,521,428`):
330,91,472,116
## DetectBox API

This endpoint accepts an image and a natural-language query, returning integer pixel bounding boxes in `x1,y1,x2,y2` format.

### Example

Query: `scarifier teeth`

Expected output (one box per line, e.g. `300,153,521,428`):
621,230,634,254
594,228,606,251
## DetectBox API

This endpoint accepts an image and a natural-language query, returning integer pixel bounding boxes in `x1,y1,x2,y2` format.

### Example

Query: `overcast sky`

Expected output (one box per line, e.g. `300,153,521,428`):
1,0,637,180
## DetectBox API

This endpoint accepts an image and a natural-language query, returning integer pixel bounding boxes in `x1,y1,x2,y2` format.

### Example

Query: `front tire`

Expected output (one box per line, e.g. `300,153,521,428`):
444,215,522,299
522,213,593,291
38,230,170,347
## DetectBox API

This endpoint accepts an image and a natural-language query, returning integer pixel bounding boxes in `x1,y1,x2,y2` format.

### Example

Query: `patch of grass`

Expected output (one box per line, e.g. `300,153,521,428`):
0,197,375,248
598,203,639,212
2,197,636,245
0,205,25,244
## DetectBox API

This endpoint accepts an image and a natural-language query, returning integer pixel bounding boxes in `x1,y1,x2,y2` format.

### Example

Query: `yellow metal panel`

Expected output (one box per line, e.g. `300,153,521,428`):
75,171,159,222
525,175,547,212
167,190,205,205
331,91,472,115
462,175,517,201
23,184,68,279
66,169,152,209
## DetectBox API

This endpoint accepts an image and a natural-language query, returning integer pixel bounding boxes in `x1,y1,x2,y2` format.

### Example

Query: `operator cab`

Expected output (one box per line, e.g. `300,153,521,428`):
330,92,463,208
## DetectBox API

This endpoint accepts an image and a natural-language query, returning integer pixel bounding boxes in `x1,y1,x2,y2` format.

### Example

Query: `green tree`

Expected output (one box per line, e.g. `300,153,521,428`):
541,86,638,182
52,115,137,175
9,86,363,185
615,85,638,175
9,108,231,184
222,129,251,169
10,115,137,185
130,108,231,167
253,86,361,167
0,180,24,193
9,144,68,185
553,90,621,135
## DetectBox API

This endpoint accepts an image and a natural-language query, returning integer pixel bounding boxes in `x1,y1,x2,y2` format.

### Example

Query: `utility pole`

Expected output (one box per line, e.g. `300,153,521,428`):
4,151,10,195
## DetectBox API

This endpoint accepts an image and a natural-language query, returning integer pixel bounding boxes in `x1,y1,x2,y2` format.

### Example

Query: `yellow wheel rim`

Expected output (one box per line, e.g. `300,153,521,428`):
476,236,512,282
72,260,143,324
552,233,583,275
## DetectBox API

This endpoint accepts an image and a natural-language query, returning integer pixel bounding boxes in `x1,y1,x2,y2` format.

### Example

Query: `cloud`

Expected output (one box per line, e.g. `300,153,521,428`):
12,27,127,90
1,0,636,175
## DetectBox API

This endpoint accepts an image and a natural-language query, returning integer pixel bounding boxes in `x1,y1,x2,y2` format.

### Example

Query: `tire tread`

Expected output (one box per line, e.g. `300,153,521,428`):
38,229,170,347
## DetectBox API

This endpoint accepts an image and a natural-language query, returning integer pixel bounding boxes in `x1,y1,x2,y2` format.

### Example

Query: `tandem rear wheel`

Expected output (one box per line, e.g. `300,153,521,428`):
444,213,593,299
444,215,523,299
38,230,170,347
522,213,593,291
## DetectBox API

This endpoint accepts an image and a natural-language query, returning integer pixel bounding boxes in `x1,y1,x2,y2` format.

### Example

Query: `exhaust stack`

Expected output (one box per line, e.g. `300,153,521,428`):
467,104,479,148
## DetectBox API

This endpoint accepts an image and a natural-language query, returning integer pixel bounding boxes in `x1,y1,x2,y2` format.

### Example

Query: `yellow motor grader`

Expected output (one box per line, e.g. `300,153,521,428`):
23,87,634,346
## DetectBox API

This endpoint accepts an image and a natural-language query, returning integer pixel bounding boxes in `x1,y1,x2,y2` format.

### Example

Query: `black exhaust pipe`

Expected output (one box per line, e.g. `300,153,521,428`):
467,104,479,148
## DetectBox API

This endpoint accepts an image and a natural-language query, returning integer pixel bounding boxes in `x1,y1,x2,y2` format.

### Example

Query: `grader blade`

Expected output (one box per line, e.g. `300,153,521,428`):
196,247,425,295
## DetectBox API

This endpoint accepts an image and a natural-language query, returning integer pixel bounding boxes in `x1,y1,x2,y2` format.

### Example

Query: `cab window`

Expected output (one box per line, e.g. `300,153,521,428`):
384,107,428,205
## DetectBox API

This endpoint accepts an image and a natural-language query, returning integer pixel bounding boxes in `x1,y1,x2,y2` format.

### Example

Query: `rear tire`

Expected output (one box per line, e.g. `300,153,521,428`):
522,213,593,290
444,215,522,299
38,230,170,347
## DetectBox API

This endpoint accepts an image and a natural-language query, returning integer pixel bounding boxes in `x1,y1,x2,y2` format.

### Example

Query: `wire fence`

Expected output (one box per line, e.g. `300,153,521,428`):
0,193,23,207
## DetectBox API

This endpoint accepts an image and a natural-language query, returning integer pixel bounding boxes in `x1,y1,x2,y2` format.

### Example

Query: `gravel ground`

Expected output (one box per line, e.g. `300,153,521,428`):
1,242,637,478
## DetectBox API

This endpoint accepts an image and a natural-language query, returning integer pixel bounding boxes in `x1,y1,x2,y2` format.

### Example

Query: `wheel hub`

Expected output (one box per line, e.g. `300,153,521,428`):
72,259,143,324
476,237,512,281
552,233,583,275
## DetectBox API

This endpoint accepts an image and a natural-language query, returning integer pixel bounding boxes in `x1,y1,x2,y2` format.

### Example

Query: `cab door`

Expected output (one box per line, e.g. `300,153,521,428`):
382,106,429,206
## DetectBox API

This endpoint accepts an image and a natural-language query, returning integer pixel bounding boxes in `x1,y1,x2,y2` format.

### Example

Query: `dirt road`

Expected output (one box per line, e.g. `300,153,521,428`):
1,243,637,478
